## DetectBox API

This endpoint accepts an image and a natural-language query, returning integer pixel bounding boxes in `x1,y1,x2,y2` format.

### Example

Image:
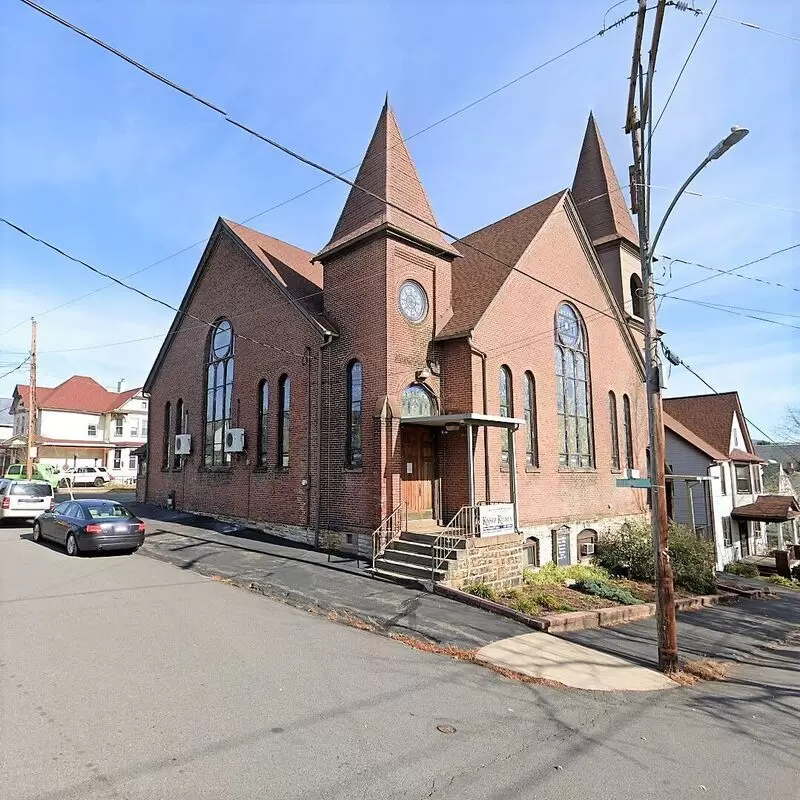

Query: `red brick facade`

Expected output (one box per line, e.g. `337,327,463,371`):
144,103,648,553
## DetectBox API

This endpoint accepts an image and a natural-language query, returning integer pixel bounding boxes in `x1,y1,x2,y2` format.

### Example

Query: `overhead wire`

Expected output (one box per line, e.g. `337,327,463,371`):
659,295,800,330
0,356,31,381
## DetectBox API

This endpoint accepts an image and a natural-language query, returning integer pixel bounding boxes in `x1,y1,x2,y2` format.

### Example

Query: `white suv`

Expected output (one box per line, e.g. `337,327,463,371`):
0,479,55,521
62,466,114,487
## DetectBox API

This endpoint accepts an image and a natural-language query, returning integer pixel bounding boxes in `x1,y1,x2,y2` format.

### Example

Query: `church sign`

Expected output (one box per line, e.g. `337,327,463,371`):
478,503,515,537
552,526,571,566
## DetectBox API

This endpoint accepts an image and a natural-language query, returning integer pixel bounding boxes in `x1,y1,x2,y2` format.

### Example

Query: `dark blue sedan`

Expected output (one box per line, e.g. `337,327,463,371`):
32,499,145,556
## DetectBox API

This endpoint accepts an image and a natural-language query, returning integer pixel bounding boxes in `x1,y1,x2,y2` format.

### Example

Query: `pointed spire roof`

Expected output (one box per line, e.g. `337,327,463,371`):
316,100,460,260
572,112,639,247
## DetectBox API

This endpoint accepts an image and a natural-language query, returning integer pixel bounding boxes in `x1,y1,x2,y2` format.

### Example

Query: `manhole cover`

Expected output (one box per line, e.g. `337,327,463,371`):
436,725,456,734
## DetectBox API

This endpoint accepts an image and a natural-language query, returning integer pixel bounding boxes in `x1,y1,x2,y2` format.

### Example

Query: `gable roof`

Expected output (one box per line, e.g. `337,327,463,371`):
663,392,755,458
731,495,800,522
572,112,639,247
223,220,325,314
439,190,565,338
315,99,460,261
14,377,140,414
663,411,727,461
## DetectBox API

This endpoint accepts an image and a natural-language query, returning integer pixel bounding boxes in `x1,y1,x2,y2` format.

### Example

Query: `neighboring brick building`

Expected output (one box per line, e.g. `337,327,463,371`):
143,101,650,577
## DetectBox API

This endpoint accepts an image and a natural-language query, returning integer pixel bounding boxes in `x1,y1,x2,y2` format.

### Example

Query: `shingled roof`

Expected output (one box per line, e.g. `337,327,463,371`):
439,190,566,338
572,112,639,247
14,377,140,413
316,98,460,261
663,392,755,459
663,411,727,461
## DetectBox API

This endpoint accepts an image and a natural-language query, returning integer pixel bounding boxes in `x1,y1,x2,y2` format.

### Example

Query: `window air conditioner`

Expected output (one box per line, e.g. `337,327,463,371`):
224,428,246,453
623,468,641,479
174,434,192,455
580,542,595,556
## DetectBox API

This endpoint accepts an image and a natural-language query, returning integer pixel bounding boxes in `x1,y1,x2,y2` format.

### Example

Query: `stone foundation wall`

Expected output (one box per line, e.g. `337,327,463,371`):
445,533,523,591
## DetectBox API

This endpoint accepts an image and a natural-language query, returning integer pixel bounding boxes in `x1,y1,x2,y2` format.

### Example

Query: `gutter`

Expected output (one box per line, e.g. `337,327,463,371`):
314,333,335,547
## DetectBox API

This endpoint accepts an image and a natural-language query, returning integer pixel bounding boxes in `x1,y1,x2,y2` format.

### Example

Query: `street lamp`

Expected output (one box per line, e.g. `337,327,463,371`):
652,126,749,253
636,124,749,673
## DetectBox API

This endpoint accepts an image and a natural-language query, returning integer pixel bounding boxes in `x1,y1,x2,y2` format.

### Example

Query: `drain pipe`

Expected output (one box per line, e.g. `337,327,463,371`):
469,338,491,503
314,334,334,548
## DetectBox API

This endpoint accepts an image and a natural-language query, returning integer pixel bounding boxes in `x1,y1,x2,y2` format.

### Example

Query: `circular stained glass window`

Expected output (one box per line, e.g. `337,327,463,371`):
398,280,428,323
212,319,233,359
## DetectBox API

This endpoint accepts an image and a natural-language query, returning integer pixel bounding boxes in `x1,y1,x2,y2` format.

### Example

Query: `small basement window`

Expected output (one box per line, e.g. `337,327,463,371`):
524,536,540,568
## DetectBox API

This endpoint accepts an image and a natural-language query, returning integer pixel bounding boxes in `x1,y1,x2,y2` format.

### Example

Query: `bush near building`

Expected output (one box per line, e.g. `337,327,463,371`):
597,520,717,595
723,561,760,578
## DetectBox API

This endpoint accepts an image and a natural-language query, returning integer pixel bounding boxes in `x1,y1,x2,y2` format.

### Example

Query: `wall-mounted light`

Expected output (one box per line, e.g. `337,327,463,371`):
416,367,431,382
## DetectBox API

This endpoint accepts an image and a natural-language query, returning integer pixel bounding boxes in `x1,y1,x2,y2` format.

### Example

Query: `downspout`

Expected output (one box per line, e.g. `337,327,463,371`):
144,392,151,503
469,338,491,503
314,334,334,548
304,346,312,530
707,463,719,569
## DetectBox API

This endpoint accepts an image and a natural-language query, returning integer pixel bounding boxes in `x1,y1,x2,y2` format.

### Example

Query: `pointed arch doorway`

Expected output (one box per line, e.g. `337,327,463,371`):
400,385,437,521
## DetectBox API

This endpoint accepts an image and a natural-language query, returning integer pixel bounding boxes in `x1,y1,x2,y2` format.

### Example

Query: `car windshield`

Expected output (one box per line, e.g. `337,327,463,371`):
9,483,52,497
84,504,132,519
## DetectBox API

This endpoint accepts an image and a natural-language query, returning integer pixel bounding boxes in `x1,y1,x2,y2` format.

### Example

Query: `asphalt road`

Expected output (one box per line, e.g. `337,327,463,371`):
2,519,798,800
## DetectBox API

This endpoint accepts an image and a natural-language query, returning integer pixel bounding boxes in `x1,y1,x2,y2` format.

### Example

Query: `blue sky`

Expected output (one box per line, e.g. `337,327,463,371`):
0,0,797,436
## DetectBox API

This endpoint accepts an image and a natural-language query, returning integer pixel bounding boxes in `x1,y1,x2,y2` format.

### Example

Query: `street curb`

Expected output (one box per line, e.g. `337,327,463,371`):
716,581,771,599
433,584,551,631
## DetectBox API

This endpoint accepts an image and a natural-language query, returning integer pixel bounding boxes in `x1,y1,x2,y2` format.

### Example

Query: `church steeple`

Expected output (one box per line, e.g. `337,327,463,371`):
315,100,459,261
572,112,639,247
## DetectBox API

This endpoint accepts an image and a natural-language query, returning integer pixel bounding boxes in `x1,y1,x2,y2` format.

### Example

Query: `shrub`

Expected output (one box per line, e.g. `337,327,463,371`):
597,521,716,594
507,591,542,616
768,575,800,590
573,579,642,605
792,564,800,583
723,561,760,578
463,581,497,601
529,592,574,613
523,562,608,587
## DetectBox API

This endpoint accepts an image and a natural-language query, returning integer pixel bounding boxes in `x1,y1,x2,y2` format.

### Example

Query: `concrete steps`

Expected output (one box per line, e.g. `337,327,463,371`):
372,531,465,585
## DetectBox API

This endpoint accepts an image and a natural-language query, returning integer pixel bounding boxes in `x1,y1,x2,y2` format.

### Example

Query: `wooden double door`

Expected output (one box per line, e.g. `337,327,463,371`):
401,425,436,519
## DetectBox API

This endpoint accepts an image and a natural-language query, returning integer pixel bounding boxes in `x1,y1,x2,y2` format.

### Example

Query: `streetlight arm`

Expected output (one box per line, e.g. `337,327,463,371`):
649,156,710,256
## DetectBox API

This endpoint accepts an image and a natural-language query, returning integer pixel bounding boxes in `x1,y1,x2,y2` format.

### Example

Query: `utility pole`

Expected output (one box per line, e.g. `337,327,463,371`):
626,0,679,673
26,318,38,480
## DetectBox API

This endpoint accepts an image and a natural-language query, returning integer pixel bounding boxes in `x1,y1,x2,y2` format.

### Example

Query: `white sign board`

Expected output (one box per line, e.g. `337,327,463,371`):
478,503,515,537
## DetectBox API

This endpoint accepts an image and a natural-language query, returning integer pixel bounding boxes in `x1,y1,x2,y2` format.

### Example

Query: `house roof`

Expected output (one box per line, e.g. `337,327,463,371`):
729,448,766,464
754,441,800,468
439,190,566,338
731,495,800,522
222,220,325,315
315,98,460,261
14,377,140,414
0,397,13,427
572,112,639,247
663,392,756,459
663,411,727,461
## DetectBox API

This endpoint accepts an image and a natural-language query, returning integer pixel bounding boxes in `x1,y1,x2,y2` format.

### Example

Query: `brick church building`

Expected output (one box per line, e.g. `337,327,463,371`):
143,101,649,584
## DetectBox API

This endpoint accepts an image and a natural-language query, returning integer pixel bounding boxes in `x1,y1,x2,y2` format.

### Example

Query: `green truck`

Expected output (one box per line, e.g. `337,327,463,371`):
4,463,63,490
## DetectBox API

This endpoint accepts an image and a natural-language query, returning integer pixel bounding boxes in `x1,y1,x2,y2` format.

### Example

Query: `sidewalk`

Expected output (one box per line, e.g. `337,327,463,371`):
130,503,532,651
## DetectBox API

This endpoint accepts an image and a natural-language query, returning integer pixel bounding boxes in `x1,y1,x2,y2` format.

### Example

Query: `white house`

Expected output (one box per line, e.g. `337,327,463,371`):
661,391,797,571
6,376,148,482
0,397,13,473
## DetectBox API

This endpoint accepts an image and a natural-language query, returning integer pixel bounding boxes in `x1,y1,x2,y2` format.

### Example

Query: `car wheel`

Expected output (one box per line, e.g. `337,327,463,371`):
93,477,104,487
32,521,42,542
65,533,79,557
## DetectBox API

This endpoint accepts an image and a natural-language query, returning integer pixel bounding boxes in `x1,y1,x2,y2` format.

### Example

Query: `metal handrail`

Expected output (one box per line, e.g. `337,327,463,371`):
371,502,407,569
430,505,480,583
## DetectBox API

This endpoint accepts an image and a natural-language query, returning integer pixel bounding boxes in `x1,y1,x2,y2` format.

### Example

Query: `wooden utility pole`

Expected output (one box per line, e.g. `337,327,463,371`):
627,0,679,673
26,318,38,479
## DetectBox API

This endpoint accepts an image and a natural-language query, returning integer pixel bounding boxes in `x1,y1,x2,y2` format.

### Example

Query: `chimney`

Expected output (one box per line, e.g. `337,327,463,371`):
117,378,126,393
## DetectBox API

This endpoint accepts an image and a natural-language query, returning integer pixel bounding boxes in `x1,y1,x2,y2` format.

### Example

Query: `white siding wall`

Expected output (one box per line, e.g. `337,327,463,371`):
39,410,105,440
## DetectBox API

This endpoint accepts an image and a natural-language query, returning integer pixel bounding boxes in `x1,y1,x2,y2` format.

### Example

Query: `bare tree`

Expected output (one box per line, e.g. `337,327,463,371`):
781,406,800,441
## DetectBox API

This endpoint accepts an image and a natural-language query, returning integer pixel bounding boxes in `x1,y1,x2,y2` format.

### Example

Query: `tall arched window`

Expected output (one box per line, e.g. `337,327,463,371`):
523,372,538,468
173,399,184,470
257,380,269,467
346,360,363,468
161,401,171,470
623,394,634,470
277,374,290,469
555,303,593,467
608,391,620,470
499,366,512,464
630,274,643,318
204,319,235,467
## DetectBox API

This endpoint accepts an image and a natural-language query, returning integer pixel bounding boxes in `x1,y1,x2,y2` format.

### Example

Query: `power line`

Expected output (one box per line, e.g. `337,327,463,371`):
18,1,645,332
659,251,800,294
664,298,800,319
660,294,800,330
0,218,307,360
660,242,800,296
0,356,31,381
696,7,800,43
648,184,798,214
649,0,718,141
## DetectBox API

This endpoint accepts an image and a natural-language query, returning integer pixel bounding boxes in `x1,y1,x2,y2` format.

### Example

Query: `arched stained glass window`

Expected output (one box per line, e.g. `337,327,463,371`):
346,361,363,468
402,385,435,418
204,319,235,467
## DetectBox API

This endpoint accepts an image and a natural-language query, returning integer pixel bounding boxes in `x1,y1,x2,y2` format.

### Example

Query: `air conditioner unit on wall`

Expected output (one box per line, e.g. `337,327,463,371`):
174,434,192,455
623,468,641,479
224,428,245,453
581,542,595,556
